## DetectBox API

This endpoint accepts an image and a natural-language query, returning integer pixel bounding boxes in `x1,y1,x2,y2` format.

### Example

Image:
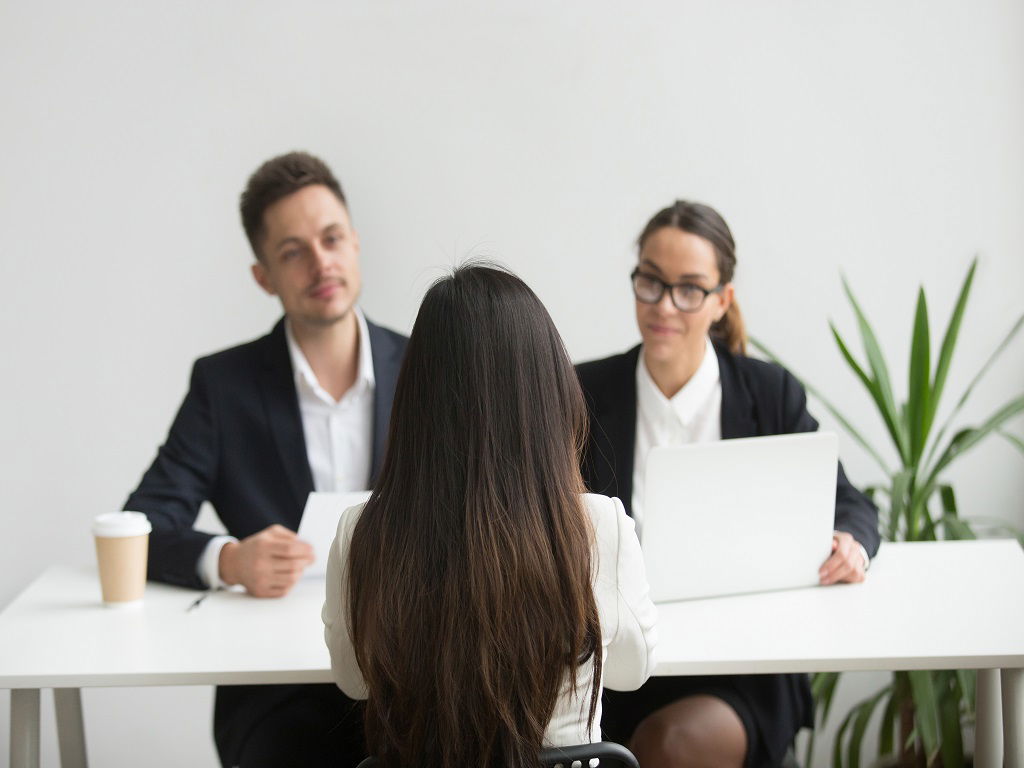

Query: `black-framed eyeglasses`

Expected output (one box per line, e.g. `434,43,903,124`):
630,268,723,313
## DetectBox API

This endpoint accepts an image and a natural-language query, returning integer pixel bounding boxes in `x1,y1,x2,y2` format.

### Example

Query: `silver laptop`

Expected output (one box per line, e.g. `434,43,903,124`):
642,432,838,602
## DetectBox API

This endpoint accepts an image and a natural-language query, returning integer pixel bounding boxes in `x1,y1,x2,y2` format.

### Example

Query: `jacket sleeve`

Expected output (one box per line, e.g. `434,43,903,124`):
123,360,220,589
603,496,659,691
778,368,881,557
322,507,369,700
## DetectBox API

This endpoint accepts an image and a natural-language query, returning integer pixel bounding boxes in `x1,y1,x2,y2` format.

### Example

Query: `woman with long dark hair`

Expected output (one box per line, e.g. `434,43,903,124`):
323,263,658,768
577,201,880,768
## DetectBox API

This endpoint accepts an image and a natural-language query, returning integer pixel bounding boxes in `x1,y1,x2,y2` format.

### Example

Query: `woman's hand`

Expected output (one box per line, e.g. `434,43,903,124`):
818,531,867,585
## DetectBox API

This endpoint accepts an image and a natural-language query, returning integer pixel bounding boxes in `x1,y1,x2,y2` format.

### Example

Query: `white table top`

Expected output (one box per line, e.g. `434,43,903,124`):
655,539,1024,675
1,539,1022,690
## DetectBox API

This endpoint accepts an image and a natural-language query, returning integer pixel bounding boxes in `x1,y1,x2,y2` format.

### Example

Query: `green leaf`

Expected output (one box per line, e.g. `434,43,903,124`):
750,335,892,475
888,469,913,541
830,322,906,461
940,514,976,541
939,485,957,517
922,310,1024,474
807,671,843,768
829,321,874,394
938,674,965,768
915,495,937,541
908,670,941,761
927,258,977,442
907,287,932,464
813,671,842,726
832,704,858,768
925,394,1024,488
831,321,907,467
847,686,891,768
842,275,910,463
999,428,1024,455
903,727,918,752
957,669,976,714
950,309,1024,414
878,689,898,758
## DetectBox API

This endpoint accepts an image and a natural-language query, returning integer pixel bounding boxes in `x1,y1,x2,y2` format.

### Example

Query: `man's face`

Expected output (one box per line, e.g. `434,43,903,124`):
251,184,361,330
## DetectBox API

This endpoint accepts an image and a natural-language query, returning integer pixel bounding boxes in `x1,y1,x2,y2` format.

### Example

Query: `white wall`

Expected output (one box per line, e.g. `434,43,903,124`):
2,1,1022,765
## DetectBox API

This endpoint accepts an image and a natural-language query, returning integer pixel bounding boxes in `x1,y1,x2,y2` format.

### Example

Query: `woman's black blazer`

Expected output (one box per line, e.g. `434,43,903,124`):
576,343,880,555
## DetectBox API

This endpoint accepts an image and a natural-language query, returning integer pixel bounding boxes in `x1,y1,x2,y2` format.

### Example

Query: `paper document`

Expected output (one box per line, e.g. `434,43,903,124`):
298,491,371,577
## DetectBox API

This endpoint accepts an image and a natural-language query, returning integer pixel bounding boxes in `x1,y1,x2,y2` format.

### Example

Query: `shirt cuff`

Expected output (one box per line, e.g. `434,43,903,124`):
858,543,871,572
198,535,238,589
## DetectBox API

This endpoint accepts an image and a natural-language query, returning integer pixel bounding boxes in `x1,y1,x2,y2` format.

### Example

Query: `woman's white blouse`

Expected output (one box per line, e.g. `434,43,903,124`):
631,336,722,539
322,493,659,747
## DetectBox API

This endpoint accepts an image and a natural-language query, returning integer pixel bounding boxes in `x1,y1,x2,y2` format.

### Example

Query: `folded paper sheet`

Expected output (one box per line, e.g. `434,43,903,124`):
298,491,372,577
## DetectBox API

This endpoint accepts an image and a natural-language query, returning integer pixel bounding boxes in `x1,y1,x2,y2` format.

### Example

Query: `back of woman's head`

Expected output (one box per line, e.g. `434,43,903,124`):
638,200,747,354
348,262,601,768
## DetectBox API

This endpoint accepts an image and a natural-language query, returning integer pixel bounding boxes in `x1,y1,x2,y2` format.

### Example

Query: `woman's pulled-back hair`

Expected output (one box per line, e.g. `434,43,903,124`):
638,200,747,355
347,262,602,768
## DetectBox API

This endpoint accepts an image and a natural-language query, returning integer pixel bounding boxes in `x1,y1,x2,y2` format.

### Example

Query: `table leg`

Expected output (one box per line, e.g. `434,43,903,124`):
54,688,88,768
10,689,40,768
1003,668,1023,768
975,668,1002,768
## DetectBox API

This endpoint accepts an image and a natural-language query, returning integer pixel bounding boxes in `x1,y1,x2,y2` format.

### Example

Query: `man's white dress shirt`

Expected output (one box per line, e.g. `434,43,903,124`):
286,309,375,495
197,309,375,588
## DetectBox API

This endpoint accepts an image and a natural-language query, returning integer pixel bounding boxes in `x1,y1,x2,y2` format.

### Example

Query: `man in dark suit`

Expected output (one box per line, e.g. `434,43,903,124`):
125,152,406,767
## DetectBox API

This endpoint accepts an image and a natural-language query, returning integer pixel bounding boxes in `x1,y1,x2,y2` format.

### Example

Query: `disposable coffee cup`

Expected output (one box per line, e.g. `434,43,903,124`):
93,512,152,608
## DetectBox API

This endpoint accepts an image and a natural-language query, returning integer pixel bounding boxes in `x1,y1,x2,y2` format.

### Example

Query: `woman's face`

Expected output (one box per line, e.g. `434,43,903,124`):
634,226,734,367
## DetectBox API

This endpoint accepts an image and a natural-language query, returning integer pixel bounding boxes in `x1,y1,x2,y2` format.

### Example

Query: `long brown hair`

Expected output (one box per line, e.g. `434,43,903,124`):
637,200,747,355
347,263,602,768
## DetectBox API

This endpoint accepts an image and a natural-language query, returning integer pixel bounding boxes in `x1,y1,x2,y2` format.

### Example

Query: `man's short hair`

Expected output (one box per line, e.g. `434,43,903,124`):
239,151,347,260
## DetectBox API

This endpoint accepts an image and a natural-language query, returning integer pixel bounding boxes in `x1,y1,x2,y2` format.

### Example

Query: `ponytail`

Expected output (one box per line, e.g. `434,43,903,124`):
639,201,748,356
711,299,746,356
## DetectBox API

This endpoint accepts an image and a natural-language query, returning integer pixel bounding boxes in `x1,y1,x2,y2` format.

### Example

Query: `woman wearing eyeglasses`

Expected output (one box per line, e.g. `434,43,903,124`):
577,201,879,768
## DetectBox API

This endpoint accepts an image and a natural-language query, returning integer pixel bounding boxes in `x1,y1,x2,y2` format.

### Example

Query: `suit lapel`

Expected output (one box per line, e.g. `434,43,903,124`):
258,319,314,520
716,343,758,439
595,346,640,514
367,320,404,486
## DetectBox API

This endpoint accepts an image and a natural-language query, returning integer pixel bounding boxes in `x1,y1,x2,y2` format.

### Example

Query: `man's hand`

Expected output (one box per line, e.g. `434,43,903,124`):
219,524,314,597
819,531,867,586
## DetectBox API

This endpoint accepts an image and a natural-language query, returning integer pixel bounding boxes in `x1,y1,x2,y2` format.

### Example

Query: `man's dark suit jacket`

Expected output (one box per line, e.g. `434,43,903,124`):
575,342,880,763
124,316,407,767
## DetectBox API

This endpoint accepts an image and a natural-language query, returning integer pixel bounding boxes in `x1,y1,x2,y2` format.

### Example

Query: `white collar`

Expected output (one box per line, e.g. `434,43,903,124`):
284,308,375,404
636,337,720,427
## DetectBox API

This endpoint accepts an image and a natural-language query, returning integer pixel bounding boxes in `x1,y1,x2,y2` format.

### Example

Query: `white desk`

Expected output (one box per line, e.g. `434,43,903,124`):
2,540,1022,768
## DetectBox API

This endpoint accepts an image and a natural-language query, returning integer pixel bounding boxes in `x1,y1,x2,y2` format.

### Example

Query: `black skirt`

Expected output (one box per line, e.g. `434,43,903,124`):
601,673,812,768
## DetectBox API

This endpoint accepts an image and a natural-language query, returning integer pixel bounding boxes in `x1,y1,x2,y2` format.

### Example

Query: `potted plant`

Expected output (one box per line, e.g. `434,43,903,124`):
752,258,1024,768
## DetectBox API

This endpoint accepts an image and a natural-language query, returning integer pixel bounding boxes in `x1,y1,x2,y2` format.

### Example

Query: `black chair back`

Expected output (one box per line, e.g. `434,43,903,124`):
355,741,639,768
541,741,639,768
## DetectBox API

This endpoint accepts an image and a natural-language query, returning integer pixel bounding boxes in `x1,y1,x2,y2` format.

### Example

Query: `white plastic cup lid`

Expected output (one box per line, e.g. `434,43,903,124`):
92,511,152,538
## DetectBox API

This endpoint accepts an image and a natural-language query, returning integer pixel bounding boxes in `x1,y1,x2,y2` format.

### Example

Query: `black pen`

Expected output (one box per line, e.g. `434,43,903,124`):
187,592,211,612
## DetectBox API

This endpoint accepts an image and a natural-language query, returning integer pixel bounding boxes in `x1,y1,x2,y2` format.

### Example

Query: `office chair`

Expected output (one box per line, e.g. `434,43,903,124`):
355,740,639,768
540,741,639,768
